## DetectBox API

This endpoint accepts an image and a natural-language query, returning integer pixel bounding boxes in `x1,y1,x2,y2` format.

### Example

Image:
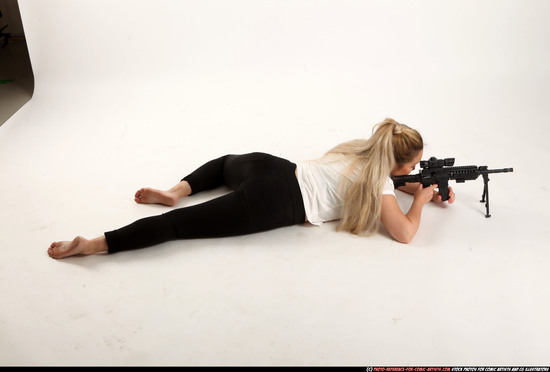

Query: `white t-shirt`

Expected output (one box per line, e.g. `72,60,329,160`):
296,153,395,225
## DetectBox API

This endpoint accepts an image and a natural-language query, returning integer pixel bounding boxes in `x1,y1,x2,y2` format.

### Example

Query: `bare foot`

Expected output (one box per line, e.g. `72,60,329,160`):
48,236,107,259
134,187,179,206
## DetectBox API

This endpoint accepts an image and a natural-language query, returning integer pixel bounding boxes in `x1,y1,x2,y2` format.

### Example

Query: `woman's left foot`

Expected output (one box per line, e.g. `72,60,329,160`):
134,188,178,206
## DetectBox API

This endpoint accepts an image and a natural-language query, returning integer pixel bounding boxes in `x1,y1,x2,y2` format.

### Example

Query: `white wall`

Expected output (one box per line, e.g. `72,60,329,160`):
17,0,550,160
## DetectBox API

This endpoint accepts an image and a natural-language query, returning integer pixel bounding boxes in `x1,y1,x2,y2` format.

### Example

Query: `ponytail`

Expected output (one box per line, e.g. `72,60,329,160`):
327,118,423,235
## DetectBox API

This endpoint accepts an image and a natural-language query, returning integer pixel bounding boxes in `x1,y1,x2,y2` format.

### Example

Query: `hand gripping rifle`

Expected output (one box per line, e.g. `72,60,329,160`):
391,157,513,217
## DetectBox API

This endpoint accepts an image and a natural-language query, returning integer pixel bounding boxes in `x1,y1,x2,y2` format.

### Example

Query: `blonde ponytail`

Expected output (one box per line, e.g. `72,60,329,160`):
327,118,423,235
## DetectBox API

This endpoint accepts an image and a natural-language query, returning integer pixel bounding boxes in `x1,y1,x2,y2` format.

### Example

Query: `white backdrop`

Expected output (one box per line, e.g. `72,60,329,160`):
1,0,549,366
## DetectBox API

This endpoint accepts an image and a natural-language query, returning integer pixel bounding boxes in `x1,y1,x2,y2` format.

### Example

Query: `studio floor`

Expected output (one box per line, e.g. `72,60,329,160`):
1,0,549,366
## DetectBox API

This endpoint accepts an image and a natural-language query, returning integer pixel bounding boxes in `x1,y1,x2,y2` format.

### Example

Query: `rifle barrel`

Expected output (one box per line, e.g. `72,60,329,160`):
484,168,514,174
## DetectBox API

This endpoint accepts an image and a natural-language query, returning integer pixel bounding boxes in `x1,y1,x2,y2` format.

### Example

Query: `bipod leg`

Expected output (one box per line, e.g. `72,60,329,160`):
481,174,491,218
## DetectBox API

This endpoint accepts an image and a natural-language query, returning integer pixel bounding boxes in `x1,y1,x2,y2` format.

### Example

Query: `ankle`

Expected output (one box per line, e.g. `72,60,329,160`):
89,236,108,254
170,181,192,199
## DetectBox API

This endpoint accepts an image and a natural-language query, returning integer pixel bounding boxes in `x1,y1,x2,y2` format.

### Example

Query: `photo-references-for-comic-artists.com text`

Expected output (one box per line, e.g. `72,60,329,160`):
368,368,549,372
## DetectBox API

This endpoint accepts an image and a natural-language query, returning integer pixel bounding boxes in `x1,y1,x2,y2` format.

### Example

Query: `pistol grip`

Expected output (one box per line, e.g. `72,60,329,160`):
438,179,450,201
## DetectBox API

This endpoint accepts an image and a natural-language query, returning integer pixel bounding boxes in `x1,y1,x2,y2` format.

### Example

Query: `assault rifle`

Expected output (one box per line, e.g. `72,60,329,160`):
391,157,513,217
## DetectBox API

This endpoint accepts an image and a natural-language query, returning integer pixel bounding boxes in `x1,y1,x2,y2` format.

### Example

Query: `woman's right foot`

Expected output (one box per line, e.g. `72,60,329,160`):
134,188,179,206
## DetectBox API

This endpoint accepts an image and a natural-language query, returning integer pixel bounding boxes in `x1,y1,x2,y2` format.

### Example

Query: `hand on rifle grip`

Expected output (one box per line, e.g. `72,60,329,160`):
433,186,455,204
414,184,439,206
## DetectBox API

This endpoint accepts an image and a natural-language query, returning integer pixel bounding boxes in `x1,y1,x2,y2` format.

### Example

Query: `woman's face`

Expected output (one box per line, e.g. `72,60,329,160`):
391,150,423,176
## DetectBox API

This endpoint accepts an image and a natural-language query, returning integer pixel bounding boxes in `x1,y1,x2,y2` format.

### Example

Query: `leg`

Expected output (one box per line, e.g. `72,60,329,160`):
47,154,305,258
50,186,266,258
135,154,232,206
107,190,256,254
105,164,305,254
48,213,178,259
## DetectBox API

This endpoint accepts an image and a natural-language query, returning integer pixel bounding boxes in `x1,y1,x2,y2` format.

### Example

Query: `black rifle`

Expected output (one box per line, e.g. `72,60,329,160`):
391,157,513,217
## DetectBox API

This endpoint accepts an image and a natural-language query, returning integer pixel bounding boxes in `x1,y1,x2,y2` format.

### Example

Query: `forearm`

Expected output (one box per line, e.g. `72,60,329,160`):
404,199,423,238
381,184,437,244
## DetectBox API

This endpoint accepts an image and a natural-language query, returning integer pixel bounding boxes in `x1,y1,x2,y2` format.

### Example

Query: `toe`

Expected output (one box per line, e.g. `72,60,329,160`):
135,189,145,202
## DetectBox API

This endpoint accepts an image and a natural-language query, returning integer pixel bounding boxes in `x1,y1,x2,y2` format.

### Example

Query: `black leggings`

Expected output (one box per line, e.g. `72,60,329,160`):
104,153,306,253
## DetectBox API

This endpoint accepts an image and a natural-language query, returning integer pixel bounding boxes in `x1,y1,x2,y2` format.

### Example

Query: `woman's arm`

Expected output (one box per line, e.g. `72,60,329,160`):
380,184,438,244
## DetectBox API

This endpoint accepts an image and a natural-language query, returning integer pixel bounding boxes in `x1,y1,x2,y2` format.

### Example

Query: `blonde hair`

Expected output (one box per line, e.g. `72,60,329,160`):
327,118,423,235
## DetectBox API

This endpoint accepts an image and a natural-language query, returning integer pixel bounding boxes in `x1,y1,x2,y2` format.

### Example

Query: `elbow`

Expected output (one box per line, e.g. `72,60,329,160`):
380,210,419,244
395,235,413,244
392,229,415,244
393,218,421,244
383,224,415,244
